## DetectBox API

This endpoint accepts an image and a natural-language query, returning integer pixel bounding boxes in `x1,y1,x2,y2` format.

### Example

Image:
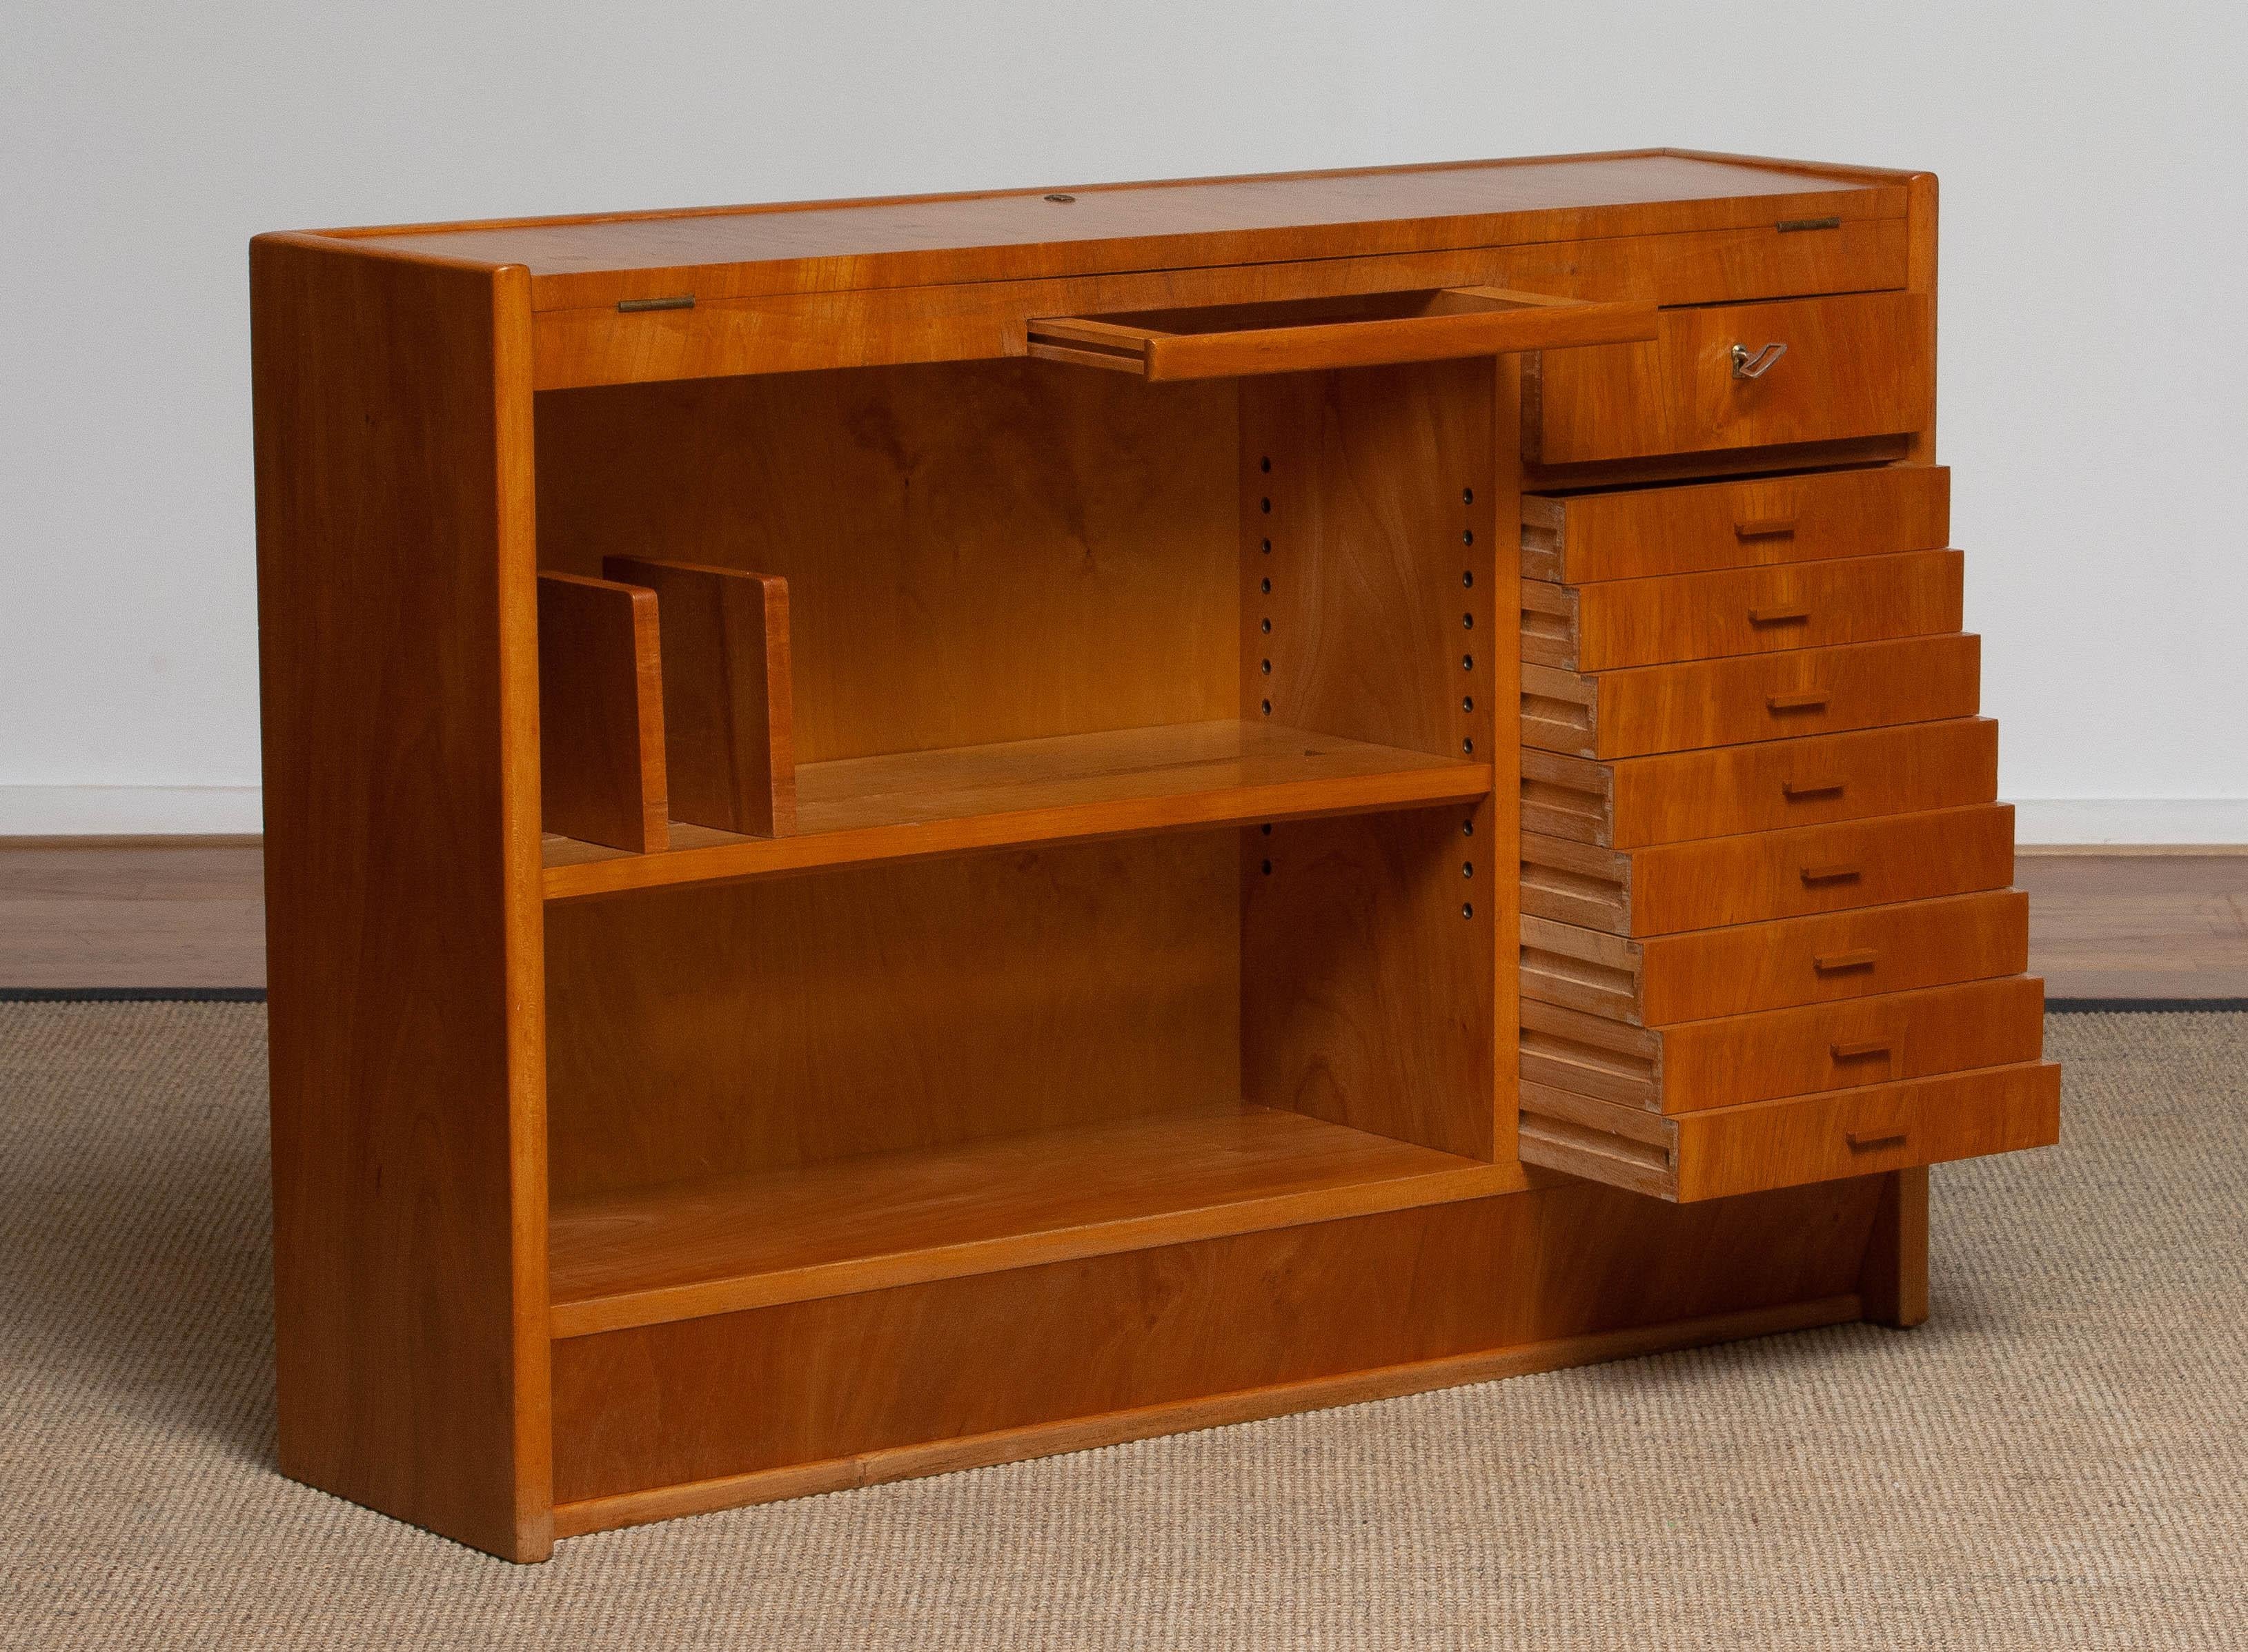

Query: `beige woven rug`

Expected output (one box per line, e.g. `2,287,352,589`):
2,1005,2243,1650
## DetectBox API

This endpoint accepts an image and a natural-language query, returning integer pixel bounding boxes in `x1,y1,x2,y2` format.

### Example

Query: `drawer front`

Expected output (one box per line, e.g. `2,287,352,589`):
1524,291,1933,465
1523,464,1950,584
1521,549,1962,672
1520,889,2031,1026
1521,803,2015,936
1519,1061,2061,1202
1522,633,1981,759
1519,976,2047,1114
1522,718,2000,847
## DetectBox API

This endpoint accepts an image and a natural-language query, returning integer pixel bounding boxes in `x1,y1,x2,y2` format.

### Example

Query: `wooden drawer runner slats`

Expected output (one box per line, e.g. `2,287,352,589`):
1522,633,1981,758
1519,1060,2061,1202
1521,718,1999,847
1519,889,2031,1027
1523,464,1950,584
1519,976,2047,1114
1520,803,2015,936
1521,549,1962,671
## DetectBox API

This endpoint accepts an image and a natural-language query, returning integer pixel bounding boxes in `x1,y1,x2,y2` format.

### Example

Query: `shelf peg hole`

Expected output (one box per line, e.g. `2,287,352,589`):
1463,612,1475,630
1462,861,1473,879
1261,497,1272,514
1260,659,1272,675
1461,694,1473,713
1260,618,1272,634
1261,538,1272,553
1261,859,1273,875
1462,736,1474,755
1260,578,1272,595
1461,818,1474,837
1461,653,1473,671
1462,528,1474,546
1261,823,1273,836
1462,570,1474,589
1260,456,1272,473
1461,902,1474,919
1261,698,1272,716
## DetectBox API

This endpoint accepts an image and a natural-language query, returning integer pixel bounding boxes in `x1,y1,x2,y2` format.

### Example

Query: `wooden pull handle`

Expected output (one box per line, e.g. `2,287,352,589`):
1783,777,1845,799
1735,517,1797,540
1831,1039,1892,1061
1749,605,1811,626
1846,1129,1909,1152
1800,861,1863,884
1767,691,1830,714
1815,949,1877,974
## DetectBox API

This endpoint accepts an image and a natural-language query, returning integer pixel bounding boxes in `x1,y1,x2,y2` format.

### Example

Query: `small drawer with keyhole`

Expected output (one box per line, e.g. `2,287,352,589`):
1522,290,1933,465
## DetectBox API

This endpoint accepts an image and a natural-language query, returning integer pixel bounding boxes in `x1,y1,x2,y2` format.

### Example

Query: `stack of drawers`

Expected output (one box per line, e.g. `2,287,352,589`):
1513,317,2060,1201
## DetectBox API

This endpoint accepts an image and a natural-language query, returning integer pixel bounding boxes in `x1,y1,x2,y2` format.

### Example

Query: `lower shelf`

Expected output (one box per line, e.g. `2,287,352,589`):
548,1105,1524,1338
542,719,1490,901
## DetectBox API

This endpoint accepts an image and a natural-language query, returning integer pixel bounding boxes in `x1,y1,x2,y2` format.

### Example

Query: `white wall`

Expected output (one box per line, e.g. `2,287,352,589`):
5,0,2243,840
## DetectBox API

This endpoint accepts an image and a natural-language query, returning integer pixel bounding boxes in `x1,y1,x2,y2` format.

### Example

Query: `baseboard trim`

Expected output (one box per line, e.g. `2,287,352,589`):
0,787,262,836
2047,997,2248,1013
0,987,268,1003
2012,799,2248,847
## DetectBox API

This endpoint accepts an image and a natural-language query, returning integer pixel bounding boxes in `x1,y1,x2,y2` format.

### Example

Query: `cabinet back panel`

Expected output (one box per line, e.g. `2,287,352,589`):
534,362,1239,763
544,834,1239,1199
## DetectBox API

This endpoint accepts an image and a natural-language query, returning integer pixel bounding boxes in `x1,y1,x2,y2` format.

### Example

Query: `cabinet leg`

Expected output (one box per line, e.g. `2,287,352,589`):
1859,1166,1931,1328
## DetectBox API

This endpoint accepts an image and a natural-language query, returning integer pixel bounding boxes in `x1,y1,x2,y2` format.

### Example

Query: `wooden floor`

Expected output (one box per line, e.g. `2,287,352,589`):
1,840,2243,999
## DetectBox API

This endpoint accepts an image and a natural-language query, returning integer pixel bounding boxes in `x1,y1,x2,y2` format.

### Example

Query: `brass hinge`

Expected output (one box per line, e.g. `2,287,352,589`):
616,294,696,313
1775,217,1843,233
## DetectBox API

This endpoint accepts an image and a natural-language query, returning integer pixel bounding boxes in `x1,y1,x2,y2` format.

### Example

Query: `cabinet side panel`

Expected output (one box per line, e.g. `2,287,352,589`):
250,238,551,1560
1239,358,1512,1161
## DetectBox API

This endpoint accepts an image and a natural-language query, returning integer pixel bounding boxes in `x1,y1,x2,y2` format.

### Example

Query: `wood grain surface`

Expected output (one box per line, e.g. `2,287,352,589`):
1521,464,1950,583
249,236,552,1560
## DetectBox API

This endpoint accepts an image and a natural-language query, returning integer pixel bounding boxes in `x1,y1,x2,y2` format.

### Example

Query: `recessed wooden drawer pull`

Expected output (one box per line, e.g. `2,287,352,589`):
1767,691,1830,714
1749,605,1811,626
1733,516,1798,540
1846,1129,1909,1152
1799,861,1862,885
1782,776,1846,799
1814,949,1878,974
1830,1039,1893,1061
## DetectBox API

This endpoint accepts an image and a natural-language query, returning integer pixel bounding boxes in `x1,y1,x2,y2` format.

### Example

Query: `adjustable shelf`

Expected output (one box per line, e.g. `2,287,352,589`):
549,1103,1524,1337
543,719,1490,900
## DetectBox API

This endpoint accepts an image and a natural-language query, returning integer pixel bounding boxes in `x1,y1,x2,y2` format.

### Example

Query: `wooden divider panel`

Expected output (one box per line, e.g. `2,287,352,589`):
1238,356,1511,1163
603,556,794,837
535,572,668,853
1245,803,1497,1161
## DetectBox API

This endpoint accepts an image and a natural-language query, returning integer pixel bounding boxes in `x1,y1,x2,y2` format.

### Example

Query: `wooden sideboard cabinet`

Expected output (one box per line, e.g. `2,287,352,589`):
249,150,2058,1561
